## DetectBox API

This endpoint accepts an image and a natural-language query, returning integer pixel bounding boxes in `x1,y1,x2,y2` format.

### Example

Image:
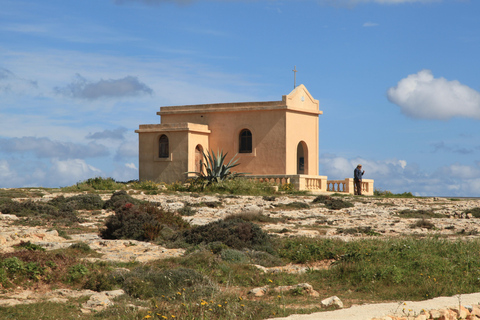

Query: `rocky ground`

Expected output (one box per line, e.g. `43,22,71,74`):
1,190,480,318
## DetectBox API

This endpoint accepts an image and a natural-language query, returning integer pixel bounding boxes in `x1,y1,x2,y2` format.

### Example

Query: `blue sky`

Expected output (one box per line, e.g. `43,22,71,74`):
1,0,480,196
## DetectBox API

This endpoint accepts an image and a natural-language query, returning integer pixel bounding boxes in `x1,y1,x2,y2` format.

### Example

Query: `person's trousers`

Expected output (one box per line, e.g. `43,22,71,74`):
354,180,362,195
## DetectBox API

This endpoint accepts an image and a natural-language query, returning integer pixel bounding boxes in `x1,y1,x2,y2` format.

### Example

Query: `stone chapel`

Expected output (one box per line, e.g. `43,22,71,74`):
136,85,372,193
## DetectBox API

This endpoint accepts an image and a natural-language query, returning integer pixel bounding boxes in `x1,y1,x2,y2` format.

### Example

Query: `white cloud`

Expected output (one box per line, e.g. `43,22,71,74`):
125,163,138,170
387,70,480,120
48,159,103,187
0,159,17,182
0,137,109,159
319,154,480,197
110,163,138,182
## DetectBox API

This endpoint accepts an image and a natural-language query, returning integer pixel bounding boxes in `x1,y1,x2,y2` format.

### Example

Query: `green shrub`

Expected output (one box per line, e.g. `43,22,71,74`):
25,262,45,281
0,199,81,224
67,264,89,283
220,249,248,263
103,190,143,210
464,207,480,218
224,212,279,223
312,196,354,210
121,267,216,300
15,241,45,251
63,177,125,191
178,204,196,216
274,202,310,210
48,194,104,210
69,242,92,252
410,219,436,230
396,209,443,219
278,237,342,263
207,241,229,254
312,195,332,203
2,257,25,275
337,226,380,236
374,189,414,198
179,218,273,252
100,202,189,241
83,272,116,292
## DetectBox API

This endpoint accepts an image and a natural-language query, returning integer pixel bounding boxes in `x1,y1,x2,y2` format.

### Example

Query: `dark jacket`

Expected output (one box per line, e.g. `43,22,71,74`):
354,168,364,181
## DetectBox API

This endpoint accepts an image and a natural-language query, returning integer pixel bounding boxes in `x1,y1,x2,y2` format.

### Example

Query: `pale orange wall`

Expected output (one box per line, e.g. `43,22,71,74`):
161,110,287,175
187,132,209,173
138,130,190,183
138,85,322,183
285,111,319,175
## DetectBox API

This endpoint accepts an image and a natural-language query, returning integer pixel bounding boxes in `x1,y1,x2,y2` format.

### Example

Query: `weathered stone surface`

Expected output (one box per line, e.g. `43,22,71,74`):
321,295,344,308
273,283,319,297
248,286,268,297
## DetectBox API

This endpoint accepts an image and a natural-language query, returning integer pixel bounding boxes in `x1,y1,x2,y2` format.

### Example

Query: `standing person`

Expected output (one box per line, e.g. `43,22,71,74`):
354,164,365,195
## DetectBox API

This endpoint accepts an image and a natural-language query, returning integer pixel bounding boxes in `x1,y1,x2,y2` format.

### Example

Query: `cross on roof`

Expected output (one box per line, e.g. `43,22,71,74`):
293,65,297,89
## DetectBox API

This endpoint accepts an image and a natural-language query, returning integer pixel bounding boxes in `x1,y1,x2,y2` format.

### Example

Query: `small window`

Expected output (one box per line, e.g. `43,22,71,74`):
239,129,252,153
159,135,169,158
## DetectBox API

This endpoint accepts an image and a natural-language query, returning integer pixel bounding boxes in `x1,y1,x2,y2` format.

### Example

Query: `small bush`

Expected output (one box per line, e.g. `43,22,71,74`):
278,237,341,263
83,272,116,292
274,202,310,210
15,241,45,251
69,242,92,252
262,196,276,201
103,190,143,210
312,195,332,204
0,200,82,225
67,264,89,283
63,177,125,191
100,202,189,241
207,241,229,254
179,218,273,252
325,198,354,210
48,194,104,210
397,209,443,219
224,212,279,223
374,189,414,198
312,196,354,210
220,249,248,263
464,207,480,218
178,204,196,216
338,227,380,236
410,219,435,230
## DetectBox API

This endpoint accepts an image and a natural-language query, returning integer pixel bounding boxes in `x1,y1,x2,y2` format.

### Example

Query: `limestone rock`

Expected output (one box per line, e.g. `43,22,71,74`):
241,205,263,215
248,286,268,297
273,283,319,297
321,295,343,309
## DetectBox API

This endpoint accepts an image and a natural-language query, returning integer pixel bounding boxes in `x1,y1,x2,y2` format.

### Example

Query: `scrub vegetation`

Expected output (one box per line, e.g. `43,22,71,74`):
1,179,480,319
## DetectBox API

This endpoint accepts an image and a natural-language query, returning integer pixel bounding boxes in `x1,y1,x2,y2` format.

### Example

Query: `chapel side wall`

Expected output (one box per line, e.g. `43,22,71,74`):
161,110,287,175
285,111,319,175
138,131,189,184
187,132,209,173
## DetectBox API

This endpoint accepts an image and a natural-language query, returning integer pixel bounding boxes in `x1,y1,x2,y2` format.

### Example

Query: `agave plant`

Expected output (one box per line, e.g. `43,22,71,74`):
188,149,243,185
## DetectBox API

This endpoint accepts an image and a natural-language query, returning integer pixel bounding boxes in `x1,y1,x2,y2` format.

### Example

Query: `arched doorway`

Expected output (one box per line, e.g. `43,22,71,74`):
297,141,308,174
195,145,204,173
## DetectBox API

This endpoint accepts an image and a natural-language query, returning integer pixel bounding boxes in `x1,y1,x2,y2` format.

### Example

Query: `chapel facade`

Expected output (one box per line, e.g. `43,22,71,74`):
136,85,337,192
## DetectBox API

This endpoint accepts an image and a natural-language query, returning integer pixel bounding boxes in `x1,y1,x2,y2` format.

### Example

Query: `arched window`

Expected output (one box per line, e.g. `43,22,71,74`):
239,129,252,153
159,135,169,158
